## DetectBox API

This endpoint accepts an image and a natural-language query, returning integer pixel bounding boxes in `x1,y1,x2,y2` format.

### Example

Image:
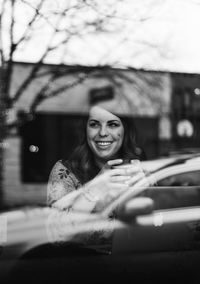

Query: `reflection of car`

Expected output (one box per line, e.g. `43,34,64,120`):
107,156,200,282
109,157,200,252
141,152,200,173
1,155,200,283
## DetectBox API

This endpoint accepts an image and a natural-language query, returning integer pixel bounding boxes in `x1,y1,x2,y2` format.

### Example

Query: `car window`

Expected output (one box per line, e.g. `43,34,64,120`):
157,170,200,186
142,186,200,210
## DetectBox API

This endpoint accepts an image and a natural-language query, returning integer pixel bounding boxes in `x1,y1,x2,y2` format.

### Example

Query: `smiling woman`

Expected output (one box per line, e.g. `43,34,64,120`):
86,106,124,166
46,103,145,244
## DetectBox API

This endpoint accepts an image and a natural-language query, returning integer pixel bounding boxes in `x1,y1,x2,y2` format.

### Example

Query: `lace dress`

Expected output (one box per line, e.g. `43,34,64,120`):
46,160,115,248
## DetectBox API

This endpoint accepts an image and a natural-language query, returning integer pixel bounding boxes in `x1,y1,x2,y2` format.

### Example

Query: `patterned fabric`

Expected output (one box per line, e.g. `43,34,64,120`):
47,160,114,248
47,160,82,206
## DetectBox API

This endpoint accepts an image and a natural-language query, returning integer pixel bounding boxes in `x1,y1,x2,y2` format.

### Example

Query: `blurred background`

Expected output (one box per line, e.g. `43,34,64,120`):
1,0,200,209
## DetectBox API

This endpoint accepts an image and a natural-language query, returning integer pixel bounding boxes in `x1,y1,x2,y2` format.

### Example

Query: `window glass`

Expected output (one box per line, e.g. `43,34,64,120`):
140,171,200,209
157,170,200,186
142,185,200,210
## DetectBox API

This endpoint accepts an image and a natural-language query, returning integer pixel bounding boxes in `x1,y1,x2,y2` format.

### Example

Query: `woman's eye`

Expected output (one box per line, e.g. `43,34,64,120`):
89,122,99,128
108,122,119,128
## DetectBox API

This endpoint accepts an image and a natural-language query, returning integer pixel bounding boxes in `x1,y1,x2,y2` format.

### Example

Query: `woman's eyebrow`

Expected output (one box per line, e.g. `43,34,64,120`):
107,120,120,123
88,119,99,122
88,119,120,123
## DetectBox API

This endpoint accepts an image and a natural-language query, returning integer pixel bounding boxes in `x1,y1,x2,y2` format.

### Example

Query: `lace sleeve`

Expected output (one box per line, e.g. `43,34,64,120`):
47,160,81,207
46,161,115,247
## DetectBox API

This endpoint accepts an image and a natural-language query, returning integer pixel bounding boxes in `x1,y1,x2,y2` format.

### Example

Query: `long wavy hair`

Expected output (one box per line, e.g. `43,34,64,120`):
63,113,143,184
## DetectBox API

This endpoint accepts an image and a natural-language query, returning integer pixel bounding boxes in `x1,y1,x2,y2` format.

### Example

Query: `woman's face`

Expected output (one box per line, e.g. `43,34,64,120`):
87,106,124,161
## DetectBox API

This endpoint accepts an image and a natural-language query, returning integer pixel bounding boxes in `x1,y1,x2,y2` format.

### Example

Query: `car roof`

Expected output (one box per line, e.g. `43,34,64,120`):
142,153,200,173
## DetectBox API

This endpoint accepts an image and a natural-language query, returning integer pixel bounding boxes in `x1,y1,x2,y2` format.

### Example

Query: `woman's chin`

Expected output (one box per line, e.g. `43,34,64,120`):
95,151,118,161
91,144,120,161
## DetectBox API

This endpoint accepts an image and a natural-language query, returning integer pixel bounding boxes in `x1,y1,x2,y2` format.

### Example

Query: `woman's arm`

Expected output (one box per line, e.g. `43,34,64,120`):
48,159,130,213
47,160,116,244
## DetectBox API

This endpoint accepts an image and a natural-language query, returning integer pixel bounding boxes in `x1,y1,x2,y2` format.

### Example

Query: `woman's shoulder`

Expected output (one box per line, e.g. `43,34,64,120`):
50,159,68,172
50,159,72,172
49,159,81,186
47,160,82,206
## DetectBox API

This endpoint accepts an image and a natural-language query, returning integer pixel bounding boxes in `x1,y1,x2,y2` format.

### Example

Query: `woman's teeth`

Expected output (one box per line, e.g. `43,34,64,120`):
96,142,112,146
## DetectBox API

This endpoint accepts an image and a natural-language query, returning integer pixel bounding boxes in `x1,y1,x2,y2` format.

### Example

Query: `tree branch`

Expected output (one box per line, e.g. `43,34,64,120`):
12,3,69,105
0,0,7,66
15,0,45,47
29,71,94,113
4,0,16,104
19,0,55,30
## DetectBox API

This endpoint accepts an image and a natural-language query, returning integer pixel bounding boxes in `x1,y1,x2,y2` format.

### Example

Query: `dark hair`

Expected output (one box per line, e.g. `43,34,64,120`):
63,114,142,184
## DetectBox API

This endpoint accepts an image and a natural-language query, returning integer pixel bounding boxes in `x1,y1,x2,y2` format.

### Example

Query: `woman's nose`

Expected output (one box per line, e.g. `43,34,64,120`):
99,125,108,136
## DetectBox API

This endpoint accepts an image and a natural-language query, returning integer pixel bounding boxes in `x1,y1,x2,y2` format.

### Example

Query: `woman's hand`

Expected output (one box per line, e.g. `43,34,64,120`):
85,165,130,200
81,165,131,212
113,159,147,187
53,159,145,213
91,159,129,198
98,159,124,173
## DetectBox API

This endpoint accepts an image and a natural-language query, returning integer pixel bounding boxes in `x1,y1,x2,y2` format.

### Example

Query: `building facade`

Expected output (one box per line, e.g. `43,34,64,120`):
3,62,200,207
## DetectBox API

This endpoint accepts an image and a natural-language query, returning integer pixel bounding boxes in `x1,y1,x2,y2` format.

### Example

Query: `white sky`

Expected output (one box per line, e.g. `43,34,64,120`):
4,0,200,73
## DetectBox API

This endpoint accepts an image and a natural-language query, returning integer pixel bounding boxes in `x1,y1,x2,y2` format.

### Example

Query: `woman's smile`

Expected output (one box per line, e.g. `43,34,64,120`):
95,141,113,148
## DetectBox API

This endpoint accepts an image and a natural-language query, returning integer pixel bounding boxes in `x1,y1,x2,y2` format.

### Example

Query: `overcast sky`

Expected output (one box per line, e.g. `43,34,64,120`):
9,0,200,73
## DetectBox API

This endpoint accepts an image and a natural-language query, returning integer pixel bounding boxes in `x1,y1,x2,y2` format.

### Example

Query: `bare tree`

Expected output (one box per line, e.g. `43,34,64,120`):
0,0,169,208
0,0,127,207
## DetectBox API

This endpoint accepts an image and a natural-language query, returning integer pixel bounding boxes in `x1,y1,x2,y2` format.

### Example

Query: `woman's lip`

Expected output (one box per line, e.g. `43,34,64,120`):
95,141,113,145
95,141,113,147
